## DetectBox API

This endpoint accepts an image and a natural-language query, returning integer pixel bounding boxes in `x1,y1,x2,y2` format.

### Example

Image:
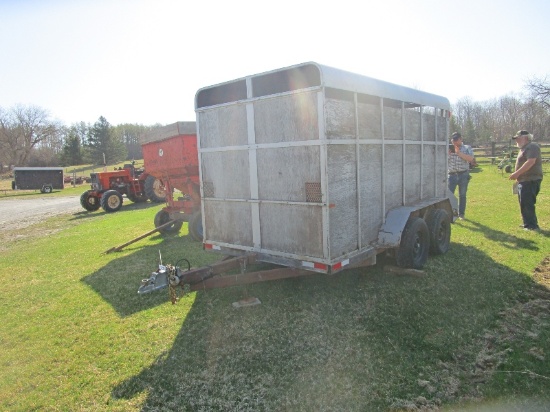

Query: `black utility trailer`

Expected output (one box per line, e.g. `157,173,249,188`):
11,167,64,193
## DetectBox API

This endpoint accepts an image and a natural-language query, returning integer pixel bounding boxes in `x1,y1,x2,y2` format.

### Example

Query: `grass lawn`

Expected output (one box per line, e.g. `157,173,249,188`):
0,160,549,411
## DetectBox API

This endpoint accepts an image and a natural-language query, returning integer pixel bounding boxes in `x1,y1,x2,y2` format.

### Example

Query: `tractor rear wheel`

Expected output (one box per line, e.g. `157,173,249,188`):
100,190,123,213
80,190,101,211
189,211,203,241
144,175,166,203
395,217,429,269
154,210,183,234
127,192,148,203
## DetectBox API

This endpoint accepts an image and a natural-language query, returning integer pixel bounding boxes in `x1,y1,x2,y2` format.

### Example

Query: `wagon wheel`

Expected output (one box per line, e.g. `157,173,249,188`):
395,217,429,269
154,210,183,234
425,209,451,255
100,190,123,213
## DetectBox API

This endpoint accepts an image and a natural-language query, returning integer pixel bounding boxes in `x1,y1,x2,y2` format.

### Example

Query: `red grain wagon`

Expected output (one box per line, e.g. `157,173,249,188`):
141,122,202,240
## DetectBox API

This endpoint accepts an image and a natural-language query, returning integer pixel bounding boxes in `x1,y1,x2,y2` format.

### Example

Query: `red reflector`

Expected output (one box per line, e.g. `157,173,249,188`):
332,262,342,270
204,243,213,249
313,262,327,270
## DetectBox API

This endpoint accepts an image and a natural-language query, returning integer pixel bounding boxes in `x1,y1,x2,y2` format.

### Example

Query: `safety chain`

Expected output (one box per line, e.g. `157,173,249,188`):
167,265,191,304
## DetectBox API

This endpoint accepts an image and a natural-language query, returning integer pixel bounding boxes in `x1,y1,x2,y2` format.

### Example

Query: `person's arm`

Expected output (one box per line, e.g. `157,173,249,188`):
455,146,474,163
509,158,536,180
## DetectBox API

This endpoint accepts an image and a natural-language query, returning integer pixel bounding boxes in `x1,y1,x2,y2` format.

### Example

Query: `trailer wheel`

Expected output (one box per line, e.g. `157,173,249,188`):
188,211,203,241
100,190,123,213
154,210,183,234
41,184,53,193
396,217,429,269
80,190,101,211
426,209,451,255
144,175,166,203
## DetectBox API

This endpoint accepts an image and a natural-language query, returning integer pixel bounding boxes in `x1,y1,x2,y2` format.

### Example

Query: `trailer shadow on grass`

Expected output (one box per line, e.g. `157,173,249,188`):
108,244,550,411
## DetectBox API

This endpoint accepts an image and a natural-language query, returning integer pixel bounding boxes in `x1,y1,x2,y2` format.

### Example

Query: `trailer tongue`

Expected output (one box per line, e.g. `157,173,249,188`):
139,253,310,304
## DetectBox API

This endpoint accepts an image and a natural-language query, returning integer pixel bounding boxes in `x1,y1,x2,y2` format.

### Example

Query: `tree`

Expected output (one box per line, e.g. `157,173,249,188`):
86,116,127,165
113,123,151,160
526,76,550,109
60,124,85,166
0,104,60,167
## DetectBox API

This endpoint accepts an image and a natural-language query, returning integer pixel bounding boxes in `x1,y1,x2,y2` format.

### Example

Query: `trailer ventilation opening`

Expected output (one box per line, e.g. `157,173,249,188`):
196,79,247,109
252,64,321,97
305,182,322,203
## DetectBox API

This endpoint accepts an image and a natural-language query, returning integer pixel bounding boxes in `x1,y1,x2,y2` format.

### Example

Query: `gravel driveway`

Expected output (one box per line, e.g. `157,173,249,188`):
0,196,82,230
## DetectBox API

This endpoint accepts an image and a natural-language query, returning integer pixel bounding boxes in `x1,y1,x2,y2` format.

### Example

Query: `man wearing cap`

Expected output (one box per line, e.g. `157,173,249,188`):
509,130,543,231
448,132,475,220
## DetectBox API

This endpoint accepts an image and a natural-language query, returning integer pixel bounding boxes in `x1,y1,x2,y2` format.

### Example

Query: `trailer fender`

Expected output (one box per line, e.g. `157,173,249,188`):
378,206,420,247
377,199,453,247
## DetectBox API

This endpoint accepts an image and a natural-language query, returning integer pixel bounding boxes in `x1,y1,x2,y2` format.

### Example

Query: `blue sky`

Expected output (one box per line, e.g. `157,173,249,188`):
1,0,549,126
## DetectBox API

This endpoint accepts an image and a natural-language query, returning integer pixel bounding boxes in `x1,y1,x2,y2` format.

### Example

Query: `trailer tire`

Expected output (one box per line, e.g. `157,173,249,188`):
80,190,101,211
41,185,53,194
426,209,451,255
396,217,429,269
100,190,123,213
144,175,166,203
188,211,203,242
154,210,183,234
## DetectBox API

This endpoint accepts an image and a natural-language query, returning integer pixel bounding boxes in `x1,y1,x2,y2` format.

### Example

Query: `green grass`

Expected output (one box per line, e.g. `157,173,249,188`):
1,163,549,411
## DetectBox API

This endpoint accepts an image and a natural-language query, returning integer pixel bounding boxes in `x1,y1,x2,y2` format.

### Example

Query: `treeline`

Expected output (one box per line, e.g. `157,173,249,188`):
1,78,548,169
0,108,160,169
451,76,549,147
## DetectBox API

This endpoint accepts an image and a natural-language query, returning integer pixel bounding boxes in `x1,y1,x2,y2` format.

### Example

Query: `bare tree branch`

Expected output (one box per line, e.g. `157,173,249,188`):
525,76,550,109
0,104,60,166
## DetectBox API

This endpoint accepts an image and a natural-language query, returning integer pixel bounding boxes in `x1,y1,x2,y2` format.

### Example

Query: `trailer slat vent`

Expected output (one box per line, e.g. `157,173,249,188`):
196,80,247,109
252,64,321,98
203,181,215,197
305,182,322,203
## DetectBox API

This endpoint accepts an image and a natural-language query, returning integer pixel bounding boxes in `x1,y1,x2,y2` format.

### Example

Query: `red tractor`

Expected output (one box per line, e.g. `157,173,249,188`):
80,162,165,213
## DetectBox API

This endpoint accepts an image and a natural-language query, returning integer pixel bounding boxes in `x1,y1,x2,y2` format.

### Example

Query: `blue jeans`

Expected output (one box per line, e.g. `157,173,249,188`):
518,180,541,229
448,171,470,216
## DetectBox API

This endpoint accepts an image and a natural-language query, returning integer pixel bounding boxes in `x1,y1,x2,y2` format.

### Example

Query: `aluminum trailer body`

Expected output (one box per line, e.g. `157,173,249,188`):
194,62,455,274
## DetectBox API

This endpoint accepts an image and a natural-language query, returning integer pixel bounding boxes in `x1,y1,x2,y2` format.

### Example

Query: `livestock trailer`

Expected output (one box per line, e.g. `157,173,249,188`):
141,122,202,239
11,167,64,193
193,62,456,275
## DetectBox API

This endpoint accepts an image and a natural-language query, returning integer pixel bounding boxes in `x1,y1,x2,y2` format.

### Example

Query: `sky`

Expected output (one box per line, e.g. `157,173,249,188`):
1,0,549,126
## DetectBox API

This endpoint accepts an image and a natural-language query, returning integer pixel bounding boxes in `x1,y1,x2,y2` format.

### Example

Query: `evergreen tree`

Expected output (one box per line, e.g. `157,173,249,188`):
87,116,127,165
60,126,83,166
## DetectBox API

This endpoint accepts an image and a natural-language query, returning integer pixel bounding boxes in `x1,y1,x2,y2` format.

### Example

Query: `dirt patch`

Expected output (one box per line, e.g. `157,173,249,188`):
392,256,550,411
533,256,550,288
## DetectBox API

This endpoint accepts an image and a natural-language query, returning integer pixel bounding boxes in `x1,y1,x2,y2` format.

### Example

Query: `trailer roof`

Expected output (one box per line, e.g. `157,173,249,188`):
195,62,450,110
